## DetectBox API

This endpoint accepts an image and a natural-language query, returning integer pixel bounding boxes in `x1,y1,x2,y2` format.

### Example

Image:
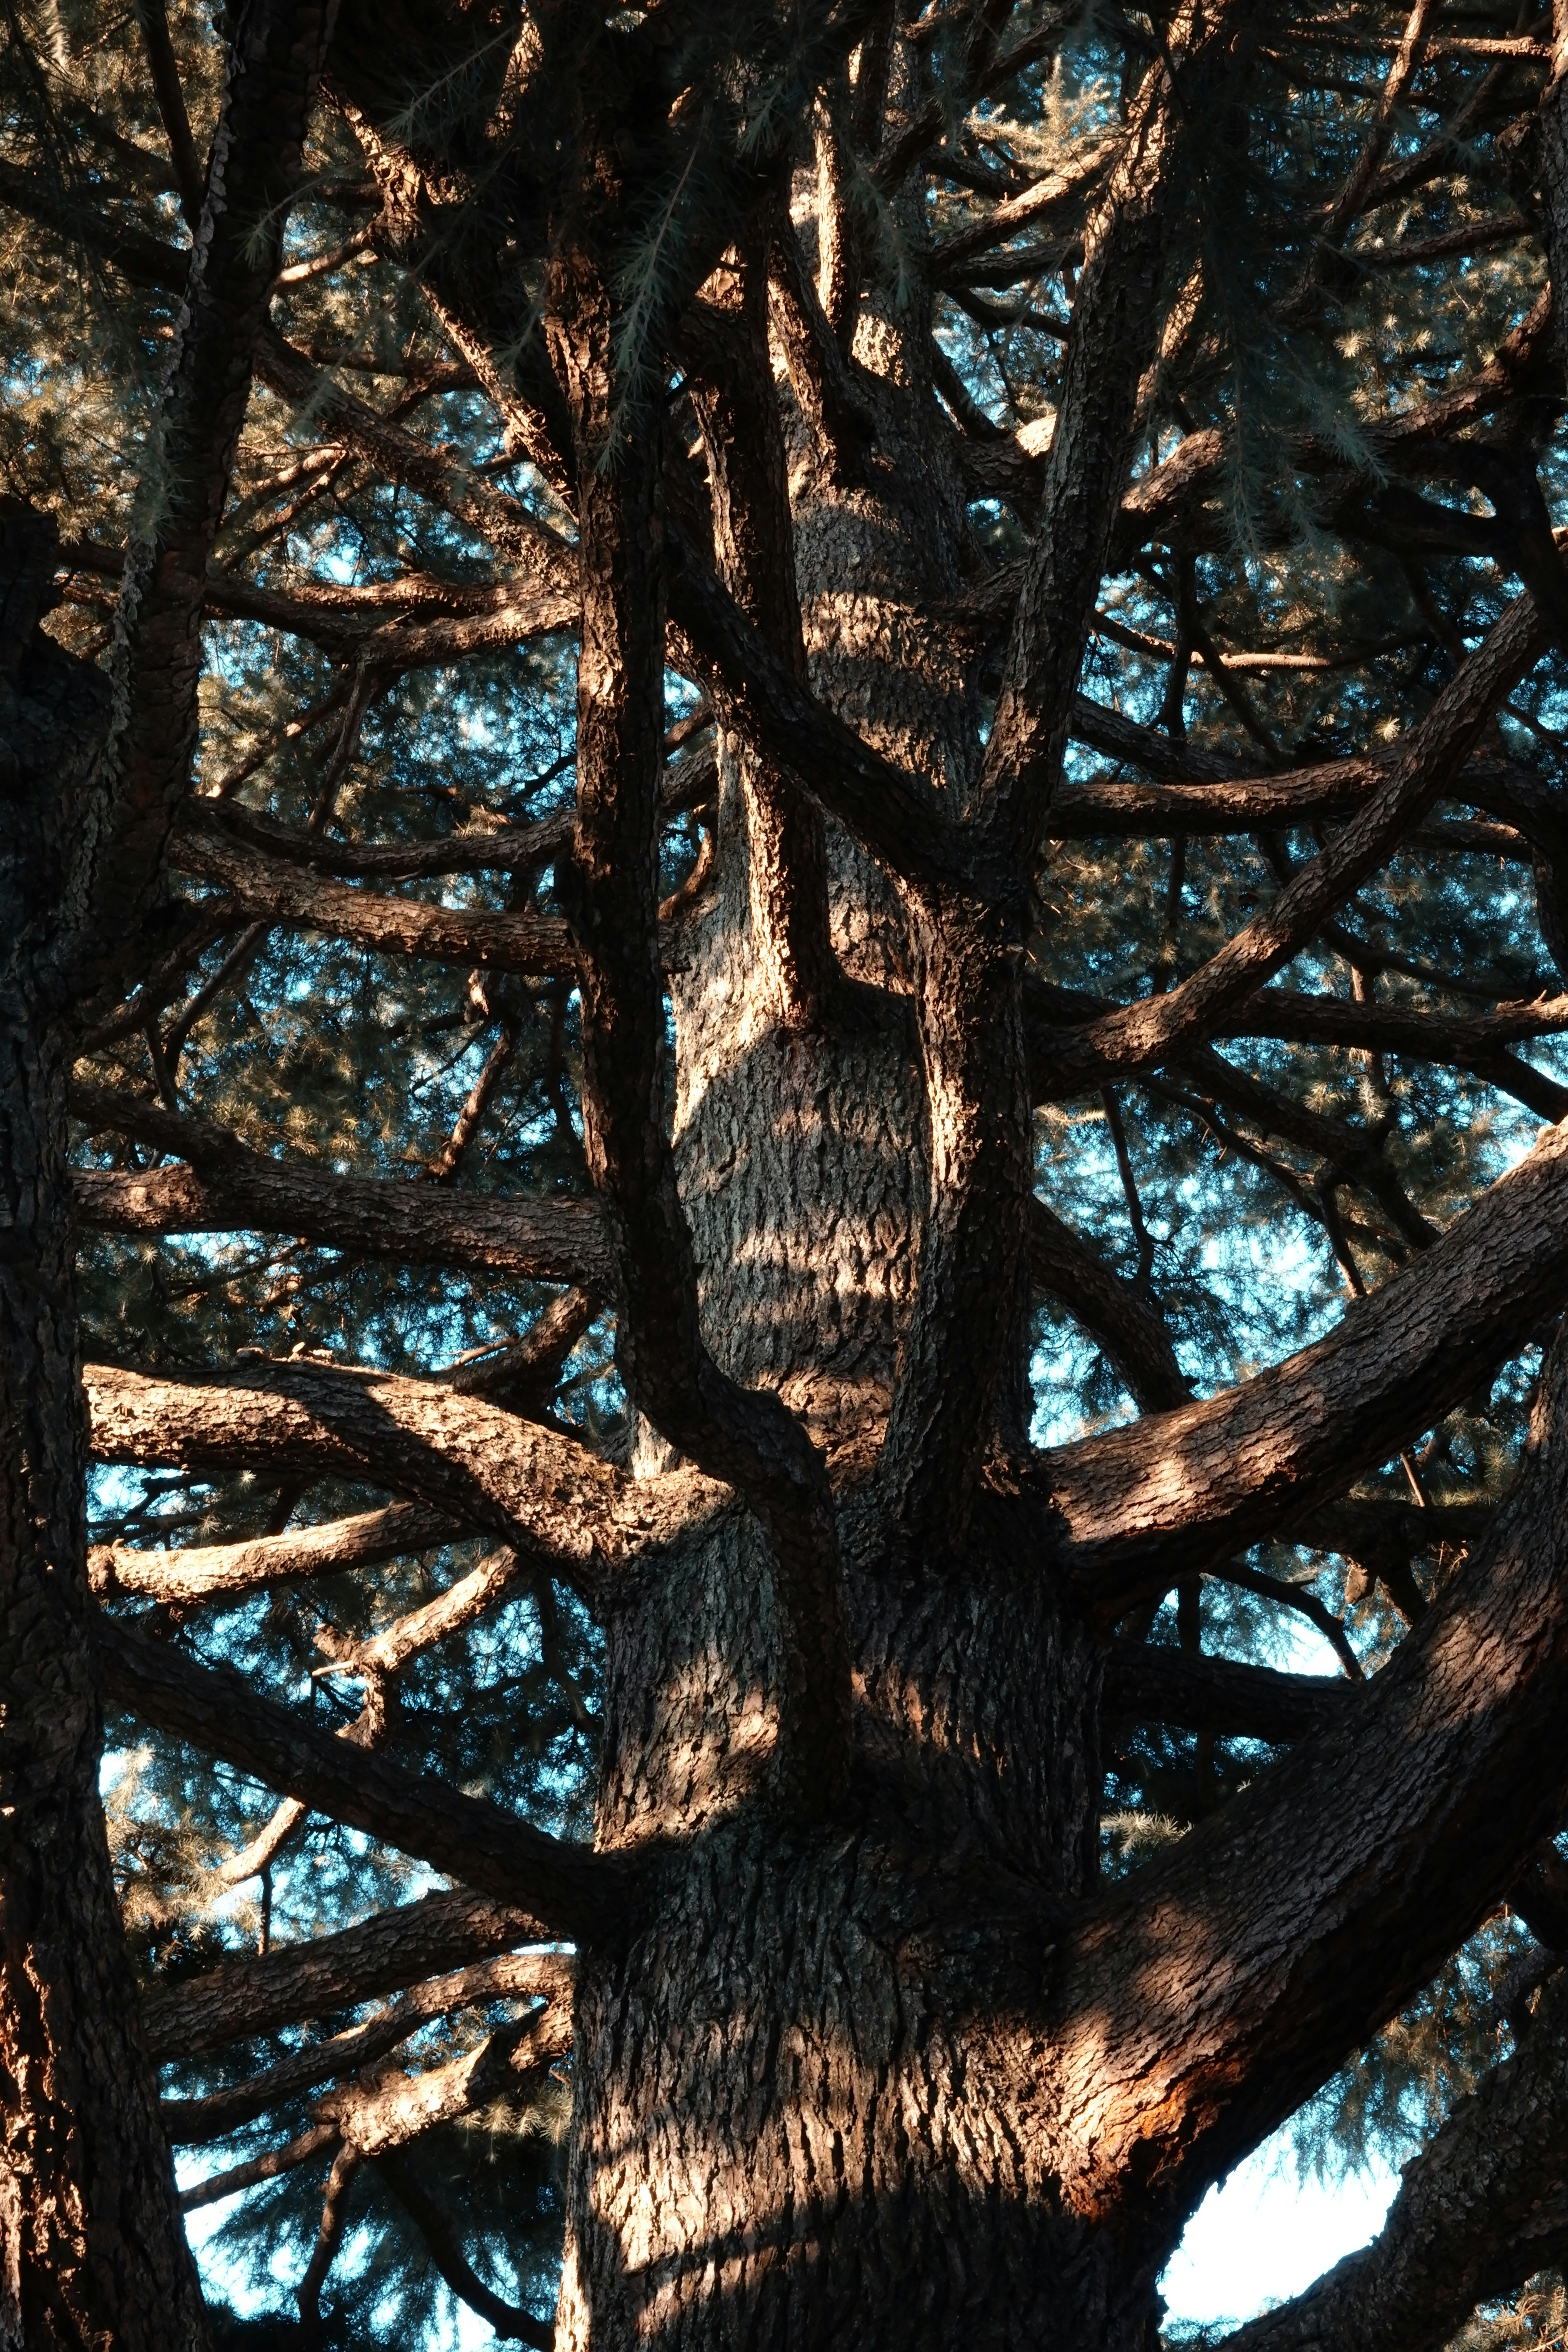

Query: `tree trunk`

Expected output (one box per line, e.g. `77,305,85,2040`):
0,507,207,2345
555,298,1147,2350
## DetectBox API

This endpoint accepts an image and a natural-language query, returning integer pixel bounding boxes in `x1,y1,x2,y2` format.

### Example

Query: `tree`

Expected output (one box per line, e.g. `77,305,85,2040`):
5,0,1568,2342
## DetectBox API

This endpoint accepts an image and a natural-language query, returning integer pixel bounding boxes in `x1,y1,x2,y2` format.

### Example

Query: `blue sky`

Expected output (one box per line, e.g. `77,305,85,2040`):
1162,2134,1397,2335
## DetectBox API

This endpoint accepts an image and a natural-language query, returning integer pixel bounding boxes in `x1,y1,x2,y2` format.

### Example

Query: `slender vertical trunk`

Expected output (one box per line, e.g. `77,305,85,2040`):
0,506,207,2348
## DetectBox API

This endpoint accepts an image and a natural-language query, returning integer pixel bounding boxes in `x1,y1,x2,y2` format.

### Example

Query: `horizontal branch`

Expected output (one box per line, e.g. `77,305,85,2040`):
189,800,575,881
171,830,575,976
1033,1111,1568,1610
141,1887,550,2059
161,1950,574,2143
1102,1642,1355,1742
84,1358,727,1595
100,1620,628,1939
71,1086,613,1291
91,1500,465,1605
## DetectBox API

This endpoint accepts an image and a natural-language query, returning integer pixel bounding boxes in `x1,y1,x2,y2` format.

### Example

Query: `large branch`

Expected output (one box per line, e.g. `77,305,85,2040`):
91,1500,464,1605
71,1087,612,1290
171,829,574,976
161,1949,574,2143
58,1,339,993
1032,1111,1568,1611
551,244,851,1817
1035,591,1552,1095
84,1358,726,1597
1049,1322,1568,2224
141,1887,549,2058
1211,1971,1568,2352
100,1620,629,1939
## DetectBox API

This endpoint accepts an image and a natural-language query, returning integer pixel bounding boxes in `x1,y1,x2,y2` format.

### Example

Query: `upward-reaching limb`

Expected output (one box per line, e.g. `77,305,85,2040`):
545,165,852,1817
1047,1319,1568,2239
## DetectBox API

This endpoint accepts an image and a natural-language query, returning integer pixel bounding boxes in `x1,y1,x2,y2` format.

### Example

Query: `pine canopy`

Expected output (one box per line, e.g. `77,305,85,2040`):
6,0,1568,2346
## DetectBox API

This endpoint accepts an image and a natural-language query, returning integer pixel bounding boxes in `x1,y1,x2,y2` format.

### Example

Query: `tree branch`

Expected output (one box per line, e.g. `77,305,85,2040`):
372,2150,552,2345
70,1085,613,1290
550,235,851,1816
1050,1321,1568,2225
1212,1967,1568,2352
1102,1641,1355,1742
58,0,341,997
84,1359,727,1600
141,1887,552,2059
170,829,575,977
981,0,1240,846
161,1951,574,2144
99,1619,631,1938
1036,590,1552,1094
91,1499,464,1605
1028,1196,1192,1412
1031,1110,1568,1612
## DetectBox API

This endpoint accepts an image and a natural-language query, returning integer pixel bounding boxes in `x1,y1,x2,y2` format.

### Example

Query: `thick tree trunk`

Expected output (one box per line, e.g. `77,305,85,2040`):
555,293,1148,2347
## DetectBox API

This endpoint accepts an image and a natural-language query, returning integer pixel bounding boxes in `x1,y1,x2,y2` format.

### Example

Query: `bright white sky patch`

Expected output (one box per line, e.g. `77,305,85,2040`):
1161,2129,1398,2331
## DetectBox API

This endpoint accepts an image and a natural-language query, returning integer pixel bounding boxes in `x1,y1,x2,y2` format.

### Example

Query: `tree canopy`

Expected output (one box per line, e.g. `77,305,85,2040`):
7,0,1568,2345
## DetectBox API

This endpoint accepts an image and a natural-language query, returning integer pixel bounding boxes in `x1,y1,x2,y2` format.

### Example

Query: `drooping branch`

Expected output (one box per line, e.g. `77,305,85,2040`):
100,1619,632,1938
1031,1110,1568,1611
1049,1321,1568,2227
1211,1968,1568,2352
141,1886,550,2058
372,2150,552,2347
1027,1196,1191,1413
